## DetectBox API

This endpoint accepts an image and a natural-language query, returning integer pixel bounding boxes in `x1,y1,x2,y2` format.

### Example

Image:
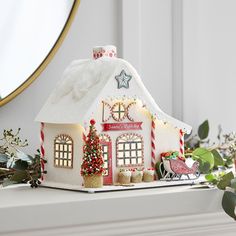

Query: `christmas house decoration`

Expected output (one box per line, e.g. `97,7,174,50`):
35,45,192,191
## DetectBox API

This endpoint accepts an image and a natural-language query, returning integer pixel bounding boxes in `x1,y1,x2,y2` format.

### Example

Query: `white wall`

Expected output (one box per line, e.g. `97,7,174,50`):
122,0,173,115
0,0,173,154
183,0,236,139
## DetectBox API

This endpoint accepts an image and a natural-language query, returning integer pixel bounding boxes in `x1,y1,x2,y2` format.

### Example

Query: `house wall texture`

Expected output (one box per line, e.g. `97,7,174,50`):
43,92,180,186
0,0,235,154
44,123,83,185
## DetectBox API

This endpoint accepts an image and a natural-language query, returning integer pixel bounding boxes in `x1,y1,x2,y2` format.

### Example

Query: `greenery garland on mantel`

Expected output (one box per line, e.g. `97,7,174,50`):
184,120,236,220
0,124,235,220
0,129,45,188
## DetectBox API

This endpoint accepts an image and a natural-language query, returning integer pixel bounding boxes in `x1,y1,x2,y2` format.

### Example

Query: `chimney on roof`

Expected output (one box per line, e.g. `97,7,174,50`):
93,45,117,59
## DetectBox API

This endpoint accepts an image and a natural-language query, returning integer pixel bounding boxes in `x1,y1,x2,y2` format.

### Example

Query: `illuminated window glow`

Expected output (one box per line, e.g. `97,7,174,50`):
116,133,143,167
54,134,73,168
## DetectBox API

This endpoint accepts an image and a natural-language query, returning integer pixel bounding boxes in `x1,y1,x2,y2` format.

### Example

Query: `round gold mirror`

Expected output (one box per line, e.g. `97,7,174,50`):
0,0,80,106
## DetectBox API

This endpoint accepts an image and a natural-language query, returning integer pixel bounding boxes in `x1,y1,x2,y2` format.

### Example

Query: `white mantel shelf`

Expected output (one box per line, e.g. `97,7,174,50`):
0,185,236,236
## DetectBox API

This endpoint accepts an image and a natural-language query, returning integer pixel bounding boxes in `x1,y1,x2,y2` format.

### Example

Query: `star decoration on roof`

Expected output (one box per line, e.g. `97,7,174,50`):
115,70,132,89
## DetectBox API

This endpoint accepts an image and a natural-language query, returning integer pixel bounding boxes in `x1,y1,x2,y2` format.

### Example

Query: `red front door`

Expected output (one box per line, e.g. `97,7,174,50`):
101,140,113,185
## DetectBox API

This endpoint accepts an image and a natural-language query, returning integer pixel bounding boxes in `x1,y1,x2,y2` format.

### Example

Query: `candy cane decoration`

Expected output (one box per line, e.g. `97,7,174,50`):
151,117,156,169
179,129,184,156
40,122,45,180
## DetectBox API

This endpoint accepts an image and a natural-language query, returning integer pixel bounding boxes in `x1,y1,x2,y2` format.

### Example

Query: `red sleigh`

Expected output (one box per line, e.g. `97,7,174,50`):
159,158,200,180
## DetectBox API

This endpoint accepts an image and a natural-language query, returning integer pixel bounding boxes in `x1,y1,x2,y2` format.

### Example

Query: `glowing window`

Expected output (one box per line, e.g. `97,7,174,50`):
54,134,73,168
116,133,143,167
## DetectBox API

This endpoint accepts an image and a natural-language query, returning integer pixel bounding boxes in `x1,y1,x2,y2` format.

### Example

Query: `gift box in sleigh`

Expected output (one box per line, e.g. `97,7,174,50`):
159,152,200,181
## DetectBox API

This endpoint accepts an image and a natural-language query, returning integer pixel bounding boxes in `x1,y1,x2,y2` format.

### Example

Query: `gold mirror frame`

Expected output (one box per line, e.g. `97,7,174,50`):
0,0,80,107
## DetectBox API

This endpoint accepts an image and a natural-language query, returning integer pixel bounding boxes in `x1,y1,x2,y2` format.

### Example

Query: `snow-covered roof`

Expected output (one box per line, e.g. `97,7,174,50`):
35,53,191,134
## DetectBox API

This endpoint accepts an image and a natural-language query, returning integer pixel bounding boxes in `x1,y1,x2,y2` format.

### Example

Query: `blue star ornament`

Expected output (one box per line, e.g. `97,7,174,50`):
115,70,132,89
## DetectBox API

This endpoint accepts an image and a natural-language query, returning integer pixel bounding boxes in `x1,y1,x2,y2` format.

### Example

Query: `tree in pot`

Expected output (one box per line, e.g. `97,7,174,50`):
81,119,104,188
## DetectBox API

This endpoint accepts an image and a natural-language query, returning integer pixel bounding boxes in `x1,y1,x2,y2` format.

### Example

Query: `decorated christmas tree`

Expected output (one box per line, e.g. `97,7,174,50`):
81,119,104,178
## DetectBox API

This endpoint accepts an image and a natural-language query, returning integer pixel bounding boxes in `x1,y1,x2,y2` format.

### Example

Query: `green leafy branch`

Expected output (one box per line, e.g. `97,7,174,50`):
206,171,236,220
0,129,46,188
185,120,232,173
185,120,236,220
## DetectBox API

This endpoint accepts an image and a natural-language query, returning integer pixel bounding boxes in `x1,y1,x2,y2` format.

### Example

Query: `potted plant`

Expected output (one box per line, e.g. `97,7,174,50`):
143,168,155,182
81,119,104,188
131,168,143,183
118,169,131,184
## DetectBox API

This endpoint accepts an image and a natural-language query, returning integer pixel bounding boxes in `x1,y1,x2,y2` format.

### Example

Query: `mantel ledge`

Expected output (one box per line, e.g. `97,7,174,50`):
0,184,235,236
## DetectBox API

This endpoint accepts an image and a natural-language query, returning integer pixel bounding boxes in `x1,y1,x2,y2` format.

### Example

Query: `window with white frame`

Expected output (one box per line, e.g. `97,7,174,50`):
102,144,109,176
54,134,73,168
100,134,111,176
111,102,126,121
116,133,143,167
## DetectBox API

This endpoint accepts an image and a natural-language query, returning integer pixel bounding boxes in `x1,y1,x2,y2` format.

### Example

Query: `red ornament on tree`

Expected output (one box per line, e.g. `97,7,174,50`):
90,119,96,126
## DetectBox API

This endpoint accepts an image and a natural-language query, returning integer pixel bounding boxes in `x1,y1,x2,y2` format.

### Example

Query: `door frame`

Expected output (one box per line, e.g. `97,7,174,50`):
100,134,113,185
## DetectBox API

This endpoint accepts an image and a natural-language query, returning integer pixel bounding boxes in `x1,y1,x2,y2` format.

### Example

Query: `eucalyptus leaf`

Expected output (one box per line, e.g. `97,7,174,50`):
217,171,234,190
198,120,209,140
211,149,224,167
16,151,33,162
231,178,236,190
192,147,214,169
222,191,236,220
7,158,14,168
205,173,216,182
0,154,8,163
225,157,233,167
10,170,28,182
13,159,28,170
0,169,8,175
198,160,211,174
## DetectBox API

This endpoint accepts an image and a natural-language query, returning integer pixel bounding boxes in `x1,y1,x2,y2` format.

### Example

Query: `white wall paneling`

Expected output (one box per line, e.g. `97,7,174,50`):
141,0,173,115
121,0,142,71
183,0,236,137
122,0,173,115
172,0,183,120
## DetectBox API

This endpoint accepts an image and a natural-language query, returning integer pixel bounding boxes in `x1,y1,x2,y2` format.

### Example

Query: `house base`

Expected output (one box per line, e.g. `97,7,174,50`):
41,175,206,193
